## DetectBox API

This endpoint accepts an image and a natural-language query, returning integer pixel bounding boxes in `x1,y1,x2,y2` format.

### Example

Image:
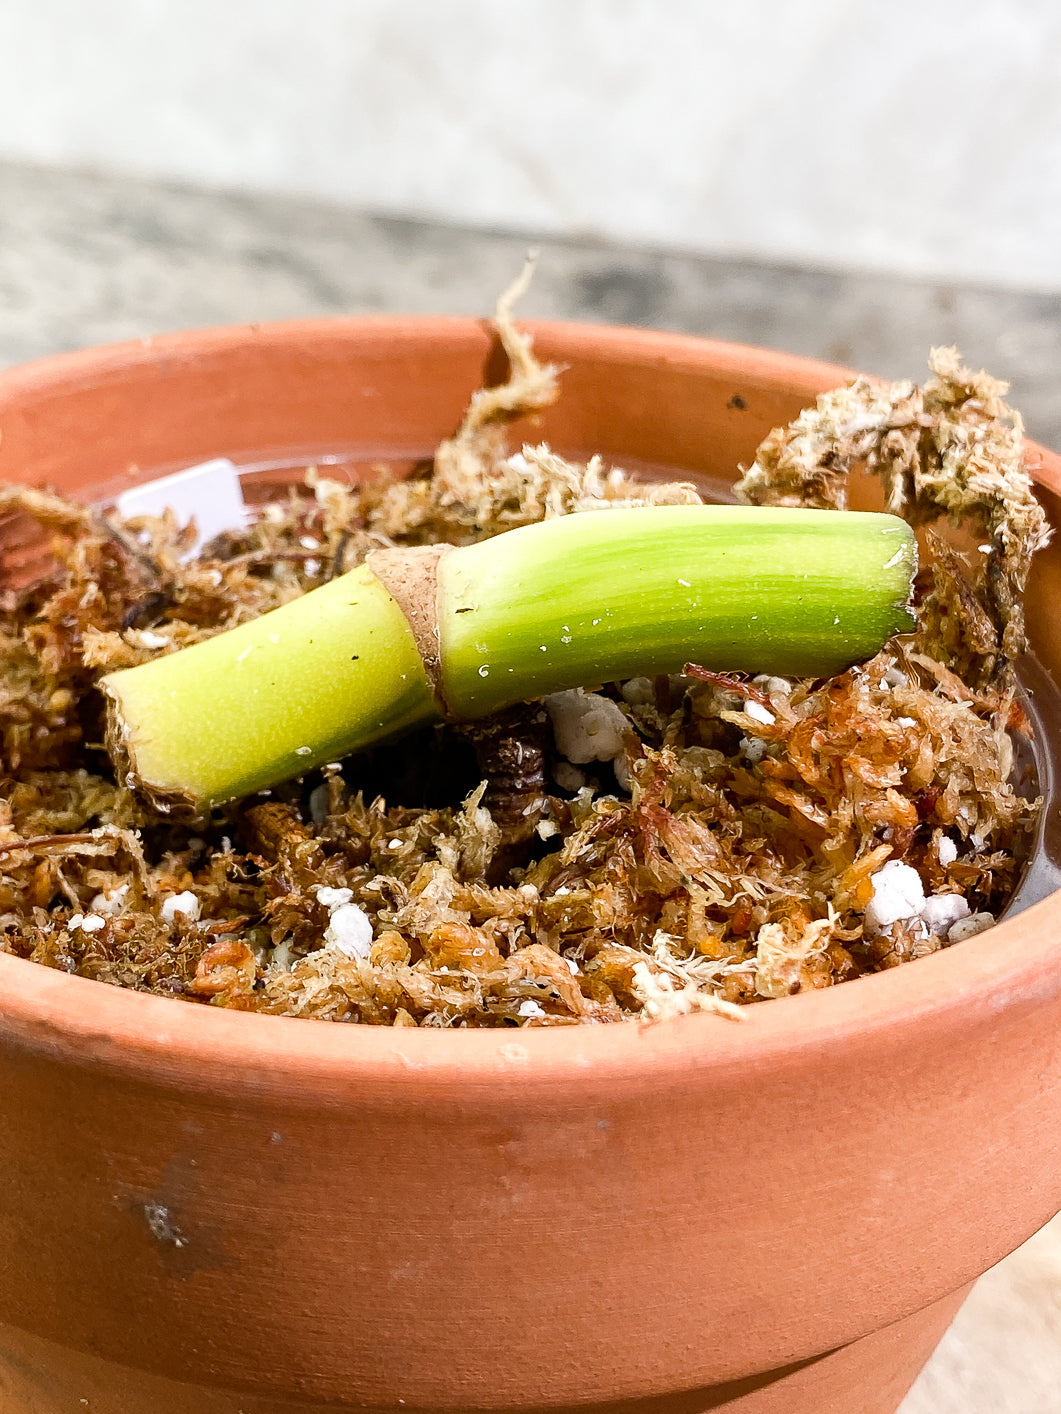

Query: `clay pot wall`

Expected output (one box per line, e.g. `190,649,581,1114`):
1,321,1060,1414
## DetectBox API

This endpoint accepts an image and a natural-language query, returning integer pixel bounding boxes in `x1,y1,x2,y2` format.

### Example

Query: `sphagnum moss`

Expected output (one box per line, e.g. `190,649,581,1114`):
0,318,1042,1026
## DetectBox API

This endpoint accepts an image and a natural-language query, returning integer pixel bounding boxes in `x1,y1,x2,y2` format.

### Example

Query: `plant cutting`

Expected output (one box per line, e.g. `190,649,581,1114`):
0,316,1059,1414
101,503,916,809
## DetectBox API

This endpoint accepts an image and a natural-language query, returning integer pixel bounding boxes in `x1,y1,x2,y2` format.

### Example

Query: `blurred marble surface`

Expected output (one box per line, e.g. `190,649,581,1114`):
2,1,1059,289
0,158,1059,1412
3,159,1061,451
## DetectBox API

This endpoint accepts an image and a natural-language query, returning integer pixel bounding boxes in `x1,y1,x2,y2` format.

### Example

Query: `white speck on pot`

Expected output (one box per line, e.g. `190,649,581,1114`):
143,1200,187,1248
864,861,926,935
295,745,312,756
161,891,201,925
478,665,490,677
325,903,374,959
677,578,690,587
744,701,775,726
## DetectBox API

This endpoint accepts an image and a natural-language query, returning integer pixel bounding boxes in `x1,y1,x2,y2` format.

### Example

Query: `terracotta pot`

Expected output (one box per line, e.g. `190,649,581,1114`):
1,319,1060,1414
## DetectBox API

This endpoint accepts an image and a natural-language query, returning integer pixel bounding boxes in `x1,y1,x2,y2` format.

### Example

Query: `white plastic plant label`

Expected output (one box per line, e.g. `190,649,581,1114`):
115,458,247,554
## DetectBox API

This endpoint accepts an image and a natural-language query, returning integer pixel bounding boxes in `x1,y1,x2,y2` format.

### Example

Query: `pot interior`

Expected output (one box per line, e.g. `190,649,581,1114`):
2,319,1060,935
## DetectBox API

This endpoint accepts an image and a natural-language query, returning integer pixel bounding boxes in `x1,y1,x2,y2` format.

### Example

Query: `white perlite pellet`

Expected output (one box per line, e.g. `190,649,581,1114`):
865,859,989,943
324,903,374,959
312,884,373,959
161,891,201,925
744,700,776,726
90,883,129,915
545,688,629,765
937,835,959,866
920,893,972,937
947,912,995,942
313,885,353,911
68,913,106,933
864,861,926,935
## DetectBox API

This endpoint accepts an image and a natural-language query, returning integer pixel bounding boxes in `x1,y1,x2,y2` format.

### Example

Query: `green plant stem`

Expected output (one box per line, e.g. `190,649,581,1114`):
437,506,915,714
102,506,916,812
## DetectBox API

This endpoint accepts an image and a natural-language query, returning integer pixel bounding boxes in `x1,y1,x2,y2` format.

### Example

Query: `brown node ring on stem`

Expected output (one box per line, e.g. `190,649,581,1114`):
365,543,453,713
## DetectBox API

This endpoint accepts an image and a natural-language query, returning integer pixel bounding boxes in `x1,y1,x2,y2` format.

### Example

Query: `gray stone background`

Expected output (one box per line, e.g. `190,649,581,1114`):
1,156,1059,1412
3,160,1061,449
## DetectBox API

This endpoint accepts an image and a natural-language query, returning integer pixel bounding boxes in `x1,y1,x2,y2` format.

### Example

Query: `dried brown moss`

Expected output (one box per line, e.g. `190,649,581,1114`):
0,327,1043,1026
736,347,1050,688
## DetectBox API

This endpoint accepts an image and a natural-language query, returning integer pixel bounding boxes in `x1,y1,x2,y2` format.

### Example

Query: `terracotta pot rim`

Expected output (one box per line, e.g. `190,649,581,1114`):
3,889,1060,1095
2,316,1059,1092
0,314,856,400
